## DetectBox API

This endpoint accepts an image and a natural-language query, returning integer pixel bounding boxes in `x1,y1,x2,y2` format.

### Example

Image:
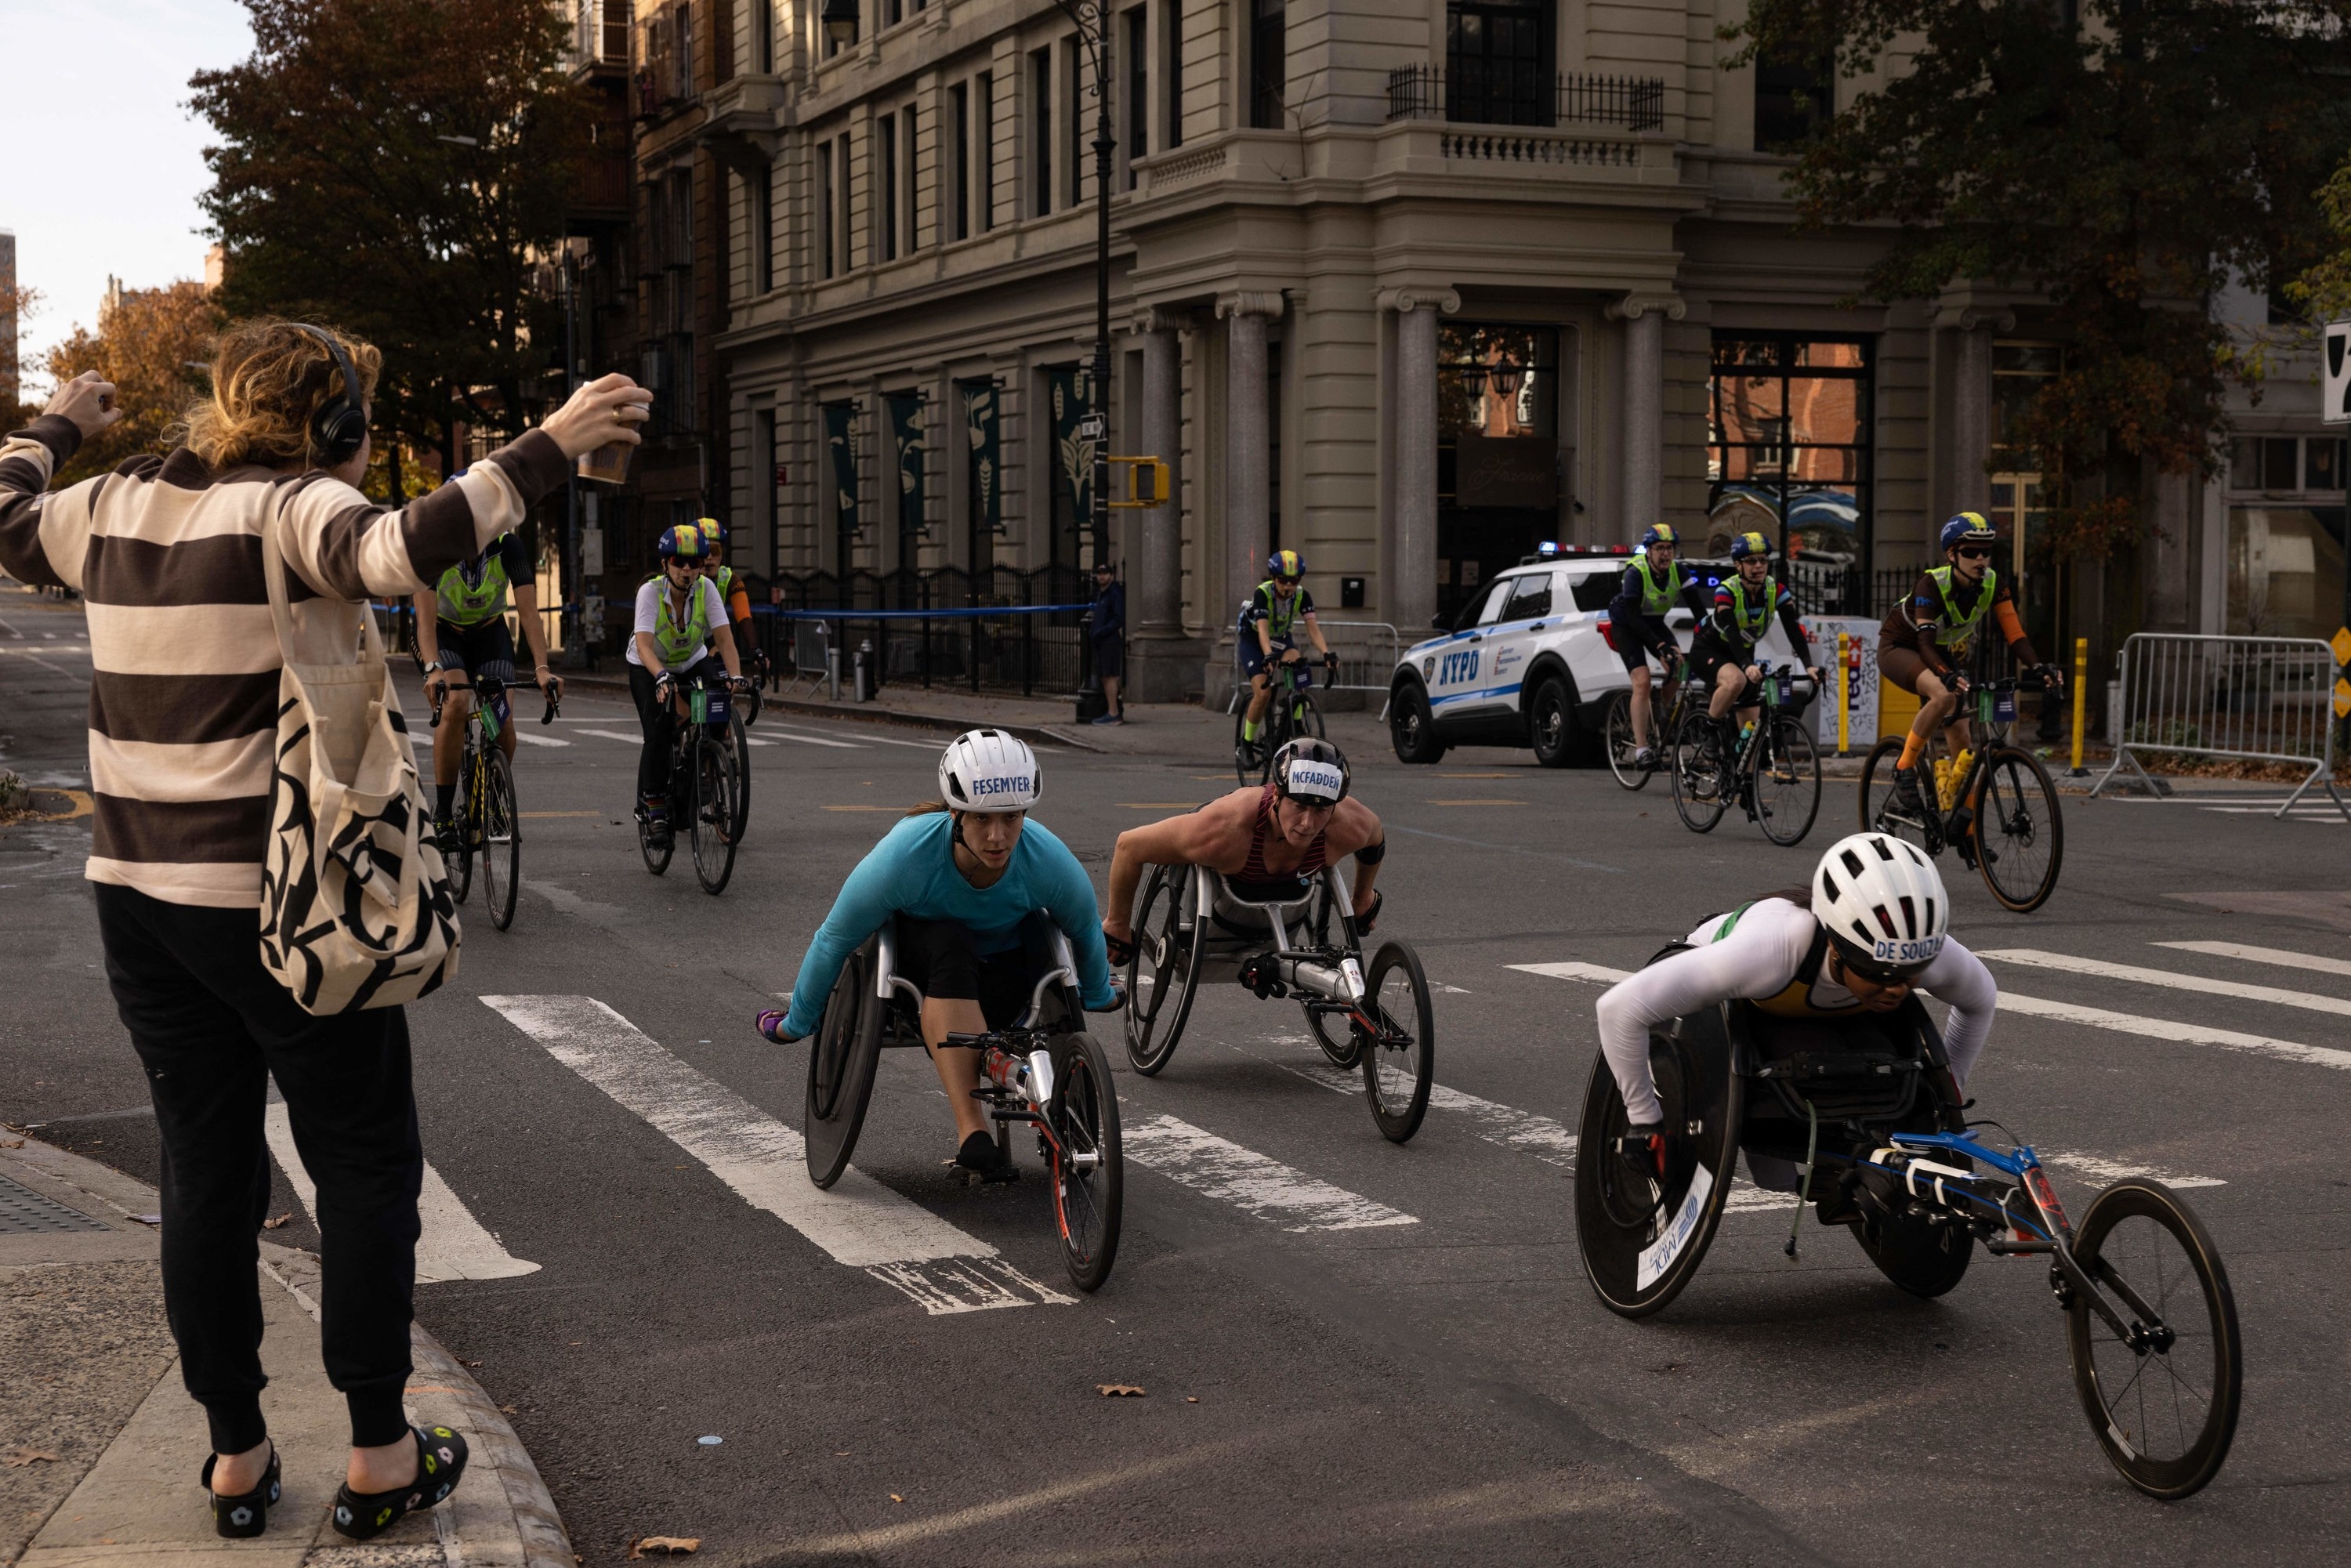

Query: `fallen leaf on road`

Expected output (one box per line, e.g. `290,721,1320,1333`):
1186,1396,1199,1403
1,1137,24,1149
262,1212,292,1229
889,1494,903,1503
464,1360,483,1368
500,1405,519,1414
5,1449,60,1468
628,1537,700,1559
1096,1385,1146,1397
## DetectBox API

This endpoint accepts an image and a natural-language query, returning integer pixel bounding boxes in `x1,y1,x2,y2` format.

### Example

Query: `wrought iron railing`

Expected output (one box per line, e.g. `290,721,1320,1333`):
751,565,1099,697
1385,66,1665,132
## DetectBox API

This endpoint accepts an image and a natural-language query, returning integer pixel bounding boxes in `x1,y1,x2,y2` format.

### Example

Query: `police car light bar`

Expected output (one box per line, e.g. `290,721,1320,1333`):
1520,542,1634,564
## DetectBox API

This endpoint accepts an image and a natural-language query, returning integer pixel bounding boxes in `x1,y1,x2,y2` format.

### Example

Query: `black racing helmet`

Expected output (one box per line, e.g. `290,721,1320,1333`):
1270,737,1350,806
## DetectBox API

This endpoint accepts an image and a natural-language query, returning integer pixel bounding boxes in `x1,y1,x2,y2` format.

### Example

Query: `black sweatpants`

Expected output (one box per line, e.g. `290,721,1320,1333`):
96,883,422,1454
629,660,680,802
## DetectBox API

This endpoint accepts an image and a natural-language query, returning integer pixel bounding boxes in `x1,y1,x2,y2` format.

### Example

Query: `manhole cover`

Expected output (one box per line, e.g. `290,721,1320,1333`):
0,1174,111,1234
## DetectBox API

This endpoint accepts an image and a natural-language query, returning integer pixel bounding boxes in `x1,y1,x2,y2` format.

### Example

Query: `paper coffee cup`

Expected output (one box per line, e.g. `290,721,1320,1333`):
577,394,653,484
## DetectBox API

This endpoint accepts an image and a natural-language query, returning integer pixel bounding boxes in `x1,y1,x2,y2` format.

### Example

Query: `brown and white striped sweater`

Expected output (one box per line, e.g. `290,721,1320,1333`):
0,415,571,908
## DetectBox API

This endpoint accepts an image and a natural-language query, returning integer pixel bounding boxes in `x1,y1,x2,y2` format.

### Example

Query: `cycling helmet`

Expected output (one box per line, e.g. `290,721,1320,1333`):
697,516,729,546
1812,831,1950,980
938,729,1041,813
1639,523,1678,550
1267,549,1303,581
1270,737,1350,806
1939,512,1998,553
657,524,706,561
1729,531,1771,562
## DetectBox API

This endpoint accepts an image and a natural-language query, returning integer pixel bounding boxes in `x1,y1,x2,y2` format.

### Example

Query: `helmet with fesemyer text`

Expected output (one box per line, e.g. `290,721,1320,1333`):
1270,737,1351,806
938,729,1041,813
1812,831,1951,981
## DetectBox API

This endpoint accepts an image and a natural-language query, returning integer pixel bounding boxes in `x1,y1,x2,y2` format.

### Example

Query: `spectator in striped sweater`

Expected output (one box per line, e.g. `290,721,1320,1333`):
0,321,647,1541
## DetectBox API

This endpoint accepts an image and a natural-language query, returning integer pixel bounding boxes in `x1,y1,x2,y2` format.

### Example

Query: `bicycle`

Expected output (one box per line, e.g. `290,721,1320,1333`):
1665,664,1822,846
802,916,1125,1291
1574,962,2241,1499
1233,653,1328,784
1858,675,2064,912
636,671,746,895
430,672,557,932
1125,863,1434,1142
1603,657,1703,791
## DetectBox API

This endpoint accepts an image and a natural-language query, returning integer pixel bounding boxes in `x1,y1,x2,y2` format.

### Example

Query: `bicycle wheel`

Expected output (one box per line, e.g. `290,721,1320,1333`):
1668,709,1726,834
446,744,476,903
2064,1179,2242,1499
1232,700,1266,784
1125,865,1202,1075
1305,874,1362,1066
480,747,520,932
1049,1032,1123,1291
726,711,753,841
1603,692,1652,791
1360,940,1434,1143
689,734,739,895
1754,715,1821,847
1291,689,1324,741
741,679,764,726
1858,736,1939,853
1974,746,2063,913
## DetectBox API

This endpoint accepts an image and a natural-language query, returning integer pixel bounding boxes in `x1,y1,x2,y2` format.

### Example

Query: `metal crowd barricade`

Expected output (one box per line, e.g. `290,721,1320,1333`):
1317,621,1401,693
768,602,1094,699
2090,632,2349,820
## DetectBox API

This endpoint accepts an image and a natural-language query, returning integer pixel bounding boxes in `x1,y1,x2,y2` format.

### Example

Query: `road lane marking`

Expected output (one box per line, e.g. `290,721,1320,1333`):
759,727,864,749
1270,1052,1579,1168
513,731,570,748
1980,948,2351,1019
479,994,1070,1313
262,1103,540,1282
1511,961,1634,984
576,729,643,744
764,724,947,750
520,810,600,819
1120,1114,1418,1232
744,737,777,746
1995,991,2351,1070
1389,824,1621,873
2154,940,2351,979
1425,798,1526,806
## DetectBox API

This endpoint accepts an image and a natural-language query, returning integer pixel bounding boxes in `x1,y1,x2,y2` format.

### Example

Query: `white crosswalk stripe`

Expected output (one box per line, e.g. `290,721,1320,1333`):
762,725,940,751
575,729,642,744
1266,1050,1579,1168
263,1102,539,1282
480,994,1071,1313
513,730,571,747
1997,991,2351,1070
1121,1114,1418,1232
2154,940,2351,980
1980,948,2351,1019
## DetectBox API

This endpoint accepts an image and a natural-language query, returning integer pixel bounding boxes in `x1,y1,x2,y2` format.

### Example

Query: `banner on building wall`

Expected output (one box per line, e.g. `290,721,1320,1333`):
886,392,928,538
962,383,1002,534
823,403,860,538
1048,365,1096,521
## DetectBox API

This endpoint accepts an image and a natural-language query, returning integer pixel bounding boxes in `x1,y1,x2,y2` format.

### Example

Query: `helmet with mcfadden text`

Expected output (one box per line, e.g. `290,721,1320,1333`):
938,729,1041,813
1270,737,1351,807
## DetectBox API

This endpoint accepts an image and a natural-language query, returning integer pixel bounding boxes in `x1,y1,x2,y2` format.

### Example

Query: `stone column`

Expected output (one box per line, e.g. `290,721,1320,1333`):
1127,306,1203,702
1607,292,1684,537
1946,307,2012,519
1219,292,1283,614
1386,288,1456,639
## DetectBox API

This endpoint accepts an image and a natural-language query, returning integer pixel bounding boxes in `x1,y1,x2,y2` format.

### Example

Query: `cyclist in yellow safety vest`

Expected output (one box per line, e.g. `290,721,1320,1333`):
628,524,752,846
694,517,764,683
414,486,562,844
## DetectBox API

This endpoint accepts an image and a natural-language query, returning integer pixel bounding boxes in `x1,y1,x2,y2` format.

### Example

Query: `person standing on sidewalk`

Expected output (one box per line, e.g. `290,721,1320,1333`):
0,324,647,1541
1089,559,1125,726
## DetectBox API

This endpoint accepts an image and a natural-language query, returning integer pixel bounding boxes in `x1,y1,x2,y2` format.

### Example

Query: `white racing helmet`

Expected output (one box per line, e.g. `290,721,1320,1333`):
939,729,1041,813
1812,831,1949,979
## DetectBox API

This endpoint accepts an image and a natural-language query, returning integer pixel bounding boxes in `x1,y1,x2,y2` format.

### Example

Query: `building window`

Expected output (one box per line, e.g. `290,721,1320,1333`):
2223,439,2348,638
1066,36,1085,207
1754,47,1832,154
1447,0,1555,128
2231,435,2349,496
1031,48,1053,216
754,162,774,292
751,0,773,73
976,72,996,229
816,140,835,278
878,113,899,261
1436,324,1561,621
1125,6,1148,186
1707,331,1875,609
673,2,694,99
824,0,856,56
948,81,970,241
883,0,900,28
1250,0,1285,129
901,106,919,250
1165,0,1184,150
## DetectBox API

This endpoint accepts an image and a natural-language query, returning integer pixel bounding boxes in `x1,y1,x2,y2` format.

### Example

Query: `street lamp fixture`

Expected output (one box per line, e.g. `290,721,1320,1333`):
820,0,859,50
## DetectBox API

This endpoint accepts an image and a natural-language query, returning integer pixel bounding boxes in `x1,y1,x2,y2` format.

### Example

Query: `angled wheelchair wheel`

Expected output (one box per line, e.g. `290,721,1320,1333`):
1851,1182,1975,1298
1049,1031,1124,1291
1306,874,1364,1067
1360,940,1433,1143
1574,1006,1742,1318
804,937,886,1189
1125,865,1203,1076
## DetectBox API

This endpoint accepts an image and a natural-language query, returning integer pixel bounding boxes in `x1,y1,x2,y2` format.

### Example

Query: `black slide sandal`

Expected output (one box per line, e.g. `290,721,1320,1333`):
200,1446,281,1537
331,1425,469,1541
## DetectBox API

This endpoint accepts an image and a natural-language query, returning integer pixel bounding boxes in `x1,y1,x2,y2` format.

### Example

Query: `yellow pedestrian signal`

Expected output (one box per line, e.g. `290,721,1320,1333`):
1109,456,1169,509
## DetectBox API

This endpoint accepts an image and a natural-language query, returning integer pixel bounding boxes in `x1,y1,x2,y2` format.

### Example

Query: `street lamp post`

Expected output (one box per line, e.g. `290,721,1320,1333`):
1054,0,1114,574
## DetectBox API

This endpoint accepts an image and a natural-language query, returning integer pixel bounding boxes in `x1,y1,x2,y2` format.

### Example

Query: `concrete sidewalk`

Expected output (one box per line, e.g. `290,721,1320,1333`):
1,1135,570,1568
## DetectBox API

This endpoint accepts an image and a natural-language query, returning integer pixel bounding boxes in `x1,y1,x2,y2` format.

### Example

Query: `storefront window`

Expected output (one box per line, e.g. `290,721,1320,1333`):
1436,324,1561,621
2226,436,2349,640
1707,331,1872,610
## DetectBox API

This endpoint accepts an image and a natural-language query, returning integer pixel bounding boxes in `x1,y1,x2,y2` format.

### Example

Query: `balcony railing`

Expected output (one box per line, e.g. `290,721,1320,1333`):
574,1,632,71
1386,65,1665,133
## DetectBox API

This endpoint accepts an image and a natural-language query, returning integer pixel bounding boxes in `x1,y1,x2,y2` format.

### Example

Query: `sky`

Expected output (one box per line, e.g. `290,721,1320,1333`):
0,0,256,389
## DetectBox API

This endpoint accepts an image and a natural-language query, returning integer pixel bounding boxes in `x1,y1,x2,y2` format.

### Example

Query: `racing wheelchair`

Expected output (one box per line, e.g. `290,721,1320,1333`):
1574,946,2242,1500
801,915,1125,1291
1123,864,1434,1143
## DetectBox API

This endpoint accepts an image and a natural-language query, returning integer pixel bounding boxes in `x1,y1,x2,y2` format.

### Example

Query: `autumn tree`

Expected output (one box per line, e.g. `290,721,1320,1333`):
1,281,37,433
42,281,222,486
190,0,589,495
1730,0,2351,586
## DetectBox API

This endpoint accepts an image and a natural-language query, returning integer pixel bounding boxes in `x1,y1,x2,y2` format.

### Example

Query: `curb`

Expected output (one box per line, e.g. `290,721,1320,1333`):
556,672,1107,753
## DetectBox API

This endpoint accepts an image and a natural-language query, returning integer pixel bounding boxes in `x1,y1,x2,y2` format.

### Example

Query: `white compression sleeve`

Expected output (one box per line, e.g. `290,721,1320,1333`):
1920,935,1998,1087
1592,905,1809,1125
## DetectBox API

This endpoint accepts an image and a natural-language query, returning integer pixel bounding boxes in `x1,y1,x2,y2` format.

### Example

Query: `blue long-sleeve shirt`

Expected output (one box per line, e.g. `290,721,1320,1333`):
780,811,1114,1036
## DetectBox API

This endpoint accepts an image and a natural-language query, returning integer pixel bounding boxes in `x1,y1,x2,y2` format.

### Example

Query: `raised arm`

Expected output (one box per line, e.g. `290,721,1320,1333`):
0,375,123,590
1592,912,1806,1124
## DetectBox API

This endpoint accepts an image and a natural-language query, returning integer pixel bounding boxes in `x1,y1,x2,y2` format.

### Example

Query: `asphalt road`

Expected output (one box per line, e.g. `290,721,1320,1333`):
6,590,2349,1566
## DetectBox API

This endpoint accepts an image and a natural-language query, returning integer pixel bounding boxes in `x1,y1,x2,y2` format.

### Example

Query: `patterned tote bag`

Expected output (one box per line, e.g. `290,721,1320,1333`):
257,505,459,1012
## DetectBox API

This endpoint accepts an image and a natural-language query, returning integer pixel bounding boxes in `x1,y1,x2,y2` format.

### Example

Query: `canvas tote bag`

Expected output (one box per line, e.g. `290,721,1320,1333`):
256,504,459,1012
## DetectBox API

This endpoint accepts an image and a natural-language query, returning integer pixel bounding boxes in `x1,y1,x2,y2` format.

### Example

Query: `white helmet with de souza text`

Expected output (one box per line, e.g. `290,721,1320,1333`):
939,729,1041,813
1812,831,1949,980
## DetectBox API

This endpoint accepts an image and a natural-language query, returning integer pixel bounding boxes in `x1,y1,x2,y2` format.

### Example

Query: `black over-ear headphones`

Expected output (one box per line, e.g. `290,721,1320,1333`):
293,324,370,468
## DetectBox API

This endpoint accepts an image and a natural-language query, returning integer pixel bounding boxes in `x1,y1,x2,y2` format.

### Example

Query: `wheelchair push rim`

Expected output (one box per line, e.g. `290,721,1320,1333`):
1125,865,1202,1076
1048,1032,1124,1291
1360,940,1433,1143
804,939,885,1189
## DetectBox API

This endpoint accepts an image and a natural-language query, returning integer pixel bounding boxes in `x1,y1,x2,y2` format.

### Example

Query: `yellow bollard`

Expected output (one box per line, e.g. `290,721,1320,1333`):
1836,632,1852,756
2069,636,2090,776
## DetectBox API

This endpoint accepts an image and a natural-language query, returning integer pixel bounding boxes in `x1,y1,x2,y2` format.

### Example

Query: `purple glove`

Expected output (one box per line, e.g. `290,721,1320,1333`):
756,1009,792,1043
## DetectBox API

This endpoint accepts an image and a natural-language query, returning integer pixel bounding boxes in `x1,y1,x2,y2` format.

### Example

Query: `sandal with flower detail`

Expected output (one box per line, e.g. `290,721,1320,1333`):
330,1424,469,1541
201,1445,281,1537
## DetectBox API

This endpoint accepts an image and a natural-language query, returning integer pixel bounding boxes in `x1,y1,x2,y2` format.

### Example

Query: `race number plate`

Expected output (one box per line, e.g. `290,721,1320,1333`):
1636,1162,1715,1291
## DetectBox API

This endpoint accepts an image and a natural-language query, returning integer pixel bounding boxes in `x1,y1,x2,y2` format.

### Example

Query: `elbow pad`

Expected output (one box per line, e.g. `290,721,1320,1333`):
1354,837,1387,865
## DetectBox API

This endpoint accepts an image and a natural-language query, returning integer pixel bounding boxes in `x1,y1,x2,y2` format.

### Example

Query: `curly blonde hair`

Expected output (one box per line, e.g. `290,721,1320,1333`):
176,318,382,470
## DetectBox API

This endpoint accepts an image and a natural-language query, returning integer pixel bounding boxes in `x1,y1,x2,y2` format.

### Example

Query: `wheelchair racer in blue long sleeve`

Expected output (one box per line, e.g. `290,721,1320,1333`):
759,730,1118,1179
